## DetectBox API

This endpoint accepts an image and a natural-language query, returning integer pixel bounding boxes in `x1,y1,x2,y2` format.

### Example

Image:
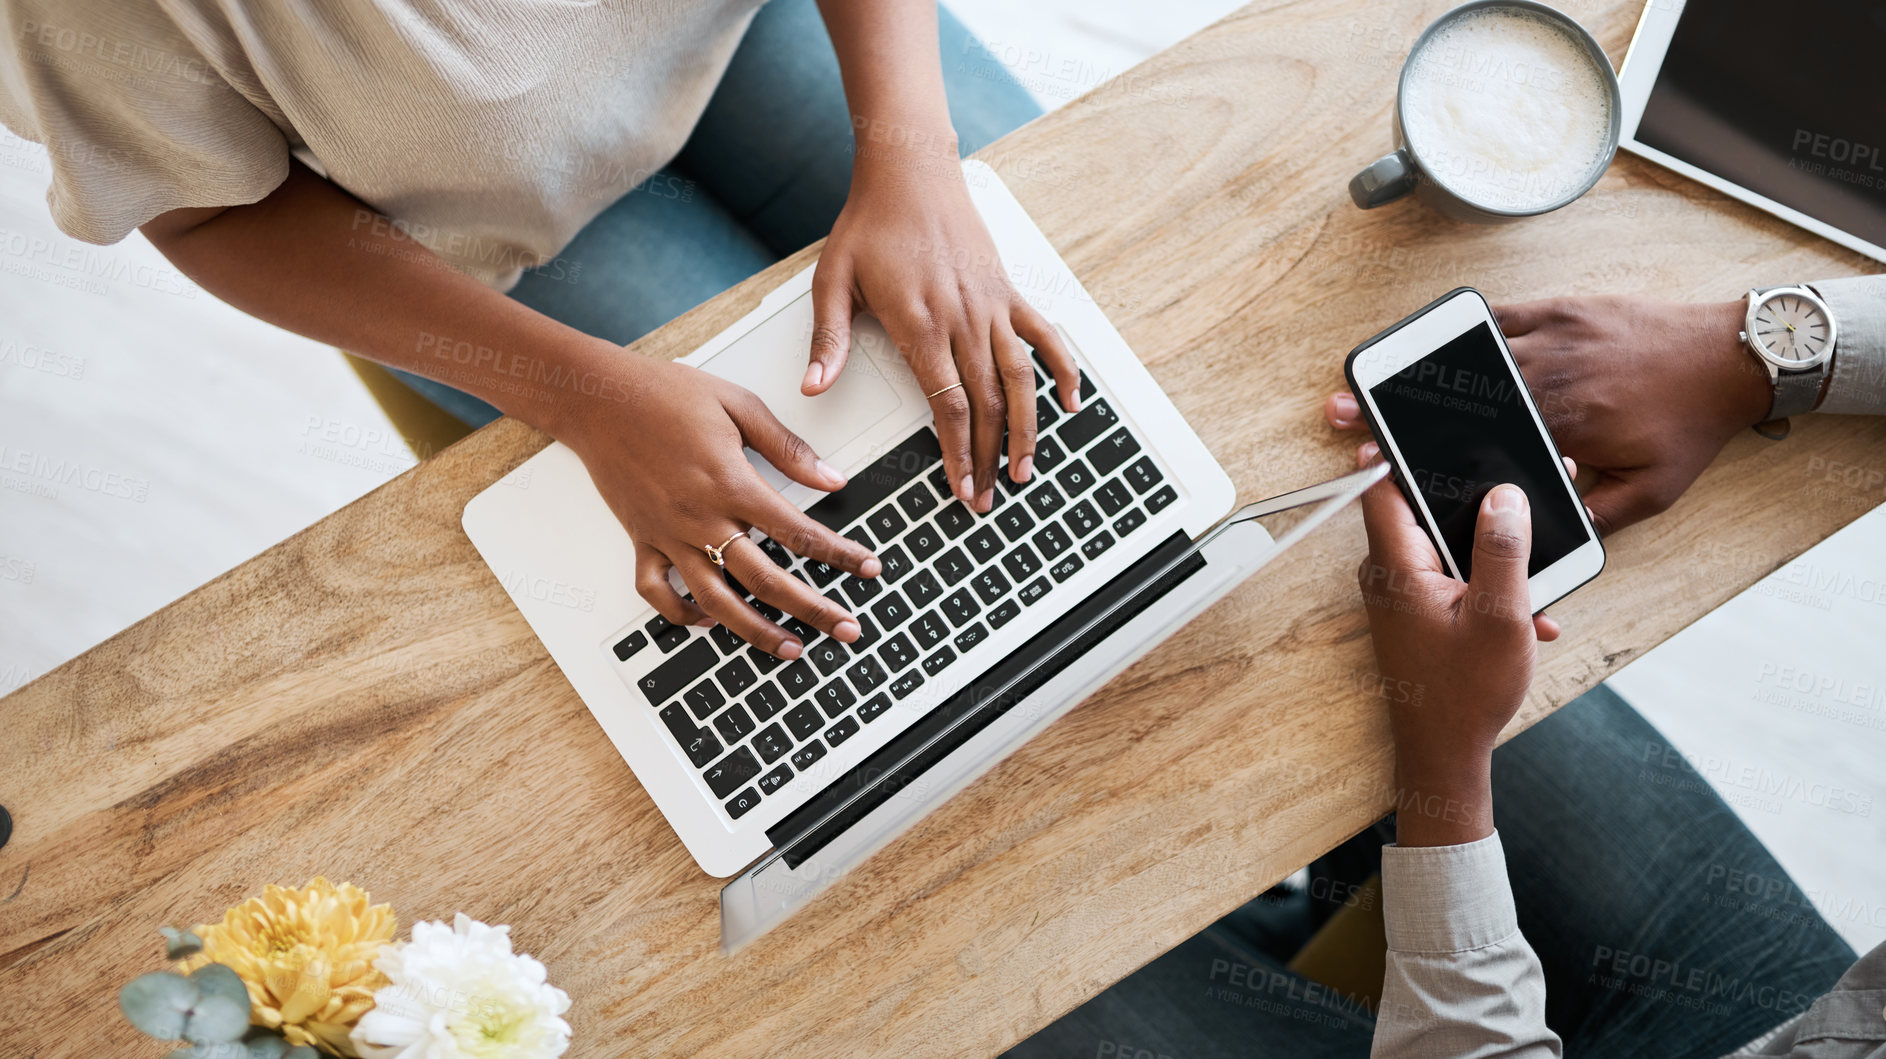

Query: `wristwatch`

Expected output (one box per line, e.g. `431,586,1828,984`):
1739,284,1837,422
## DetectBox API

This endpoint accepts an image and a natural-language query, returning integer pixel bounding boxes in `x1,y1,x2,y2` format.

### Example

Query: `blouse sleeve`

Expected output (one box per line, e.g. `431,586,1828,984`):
0,0,289,243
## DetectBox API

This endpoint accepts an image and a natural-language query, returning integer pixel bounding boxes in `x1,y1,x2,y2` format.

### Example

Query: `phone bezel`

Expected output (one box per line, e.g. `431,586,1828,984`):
1343,287,1605,614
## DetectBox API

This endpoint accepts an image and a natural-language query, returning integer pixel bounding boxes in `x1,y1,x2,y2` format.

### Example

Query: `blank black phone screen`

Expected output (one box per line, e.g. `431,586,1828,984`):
1367,321,1585,580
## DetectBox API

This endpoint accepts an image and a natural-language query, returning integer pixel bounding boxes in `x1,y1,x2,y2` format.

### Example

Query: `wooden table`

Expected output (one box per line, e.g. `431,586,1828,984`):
5,0,1882,1053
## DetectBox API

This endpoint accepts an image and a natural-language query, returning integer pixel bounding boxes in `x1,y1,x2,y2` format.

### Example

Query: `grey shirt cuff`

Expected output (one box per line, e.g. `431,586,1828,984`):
1810,276,1886,415
1381,832,1520,953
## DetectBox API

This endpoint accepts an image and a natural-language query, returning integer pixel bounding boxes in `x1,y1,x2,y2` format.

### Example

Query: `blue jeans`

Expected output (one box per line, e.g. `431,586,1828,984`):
1004,685,1859,1059
393,0,1041,426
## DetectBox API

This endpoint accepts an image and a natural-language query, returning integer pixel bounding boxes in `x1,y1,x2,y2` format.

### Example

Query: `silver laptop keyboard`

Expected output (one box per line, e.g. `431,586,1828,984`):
609,361,1177,823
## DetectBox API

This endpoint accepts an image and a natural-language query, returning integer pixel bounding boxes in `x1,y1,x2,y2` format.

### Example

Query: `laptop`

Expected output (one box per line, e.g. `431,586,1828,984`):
462,161,1383,947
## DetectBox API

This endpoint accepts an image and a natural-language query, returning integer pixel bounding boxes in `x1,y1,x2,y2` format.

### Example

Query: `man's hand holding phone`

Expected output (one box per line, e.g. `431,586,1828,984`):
1353,438,1562,849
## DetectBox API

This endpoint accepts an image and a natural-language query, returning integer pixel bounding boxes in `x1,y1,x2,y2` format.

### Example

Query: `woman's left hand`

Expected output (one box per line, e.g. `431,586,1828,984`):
806,146,1080,513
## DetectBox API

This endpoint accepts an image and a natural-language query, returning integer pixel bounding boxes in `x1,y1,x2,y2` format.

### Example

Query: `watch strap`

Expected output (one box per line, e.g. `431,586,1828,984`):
1767,364,1823,420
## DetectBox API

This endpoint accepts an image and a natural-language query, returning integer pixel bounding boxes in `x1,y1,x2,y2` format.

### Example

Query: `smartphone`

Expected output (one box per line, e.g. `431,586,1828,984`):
1344,287,1604,612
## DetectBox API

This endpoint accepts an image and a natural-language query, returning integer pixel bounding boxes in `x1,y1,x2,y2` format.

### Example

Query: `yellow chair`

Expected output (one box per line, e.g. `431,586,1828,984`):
339,352,476,461
1286,873,1387,1009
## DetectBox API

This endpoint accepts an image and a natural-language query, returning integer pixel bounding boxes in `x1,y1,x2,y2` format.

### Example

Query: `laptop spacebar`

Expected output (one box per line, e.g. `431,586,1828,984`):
767,529,1204,868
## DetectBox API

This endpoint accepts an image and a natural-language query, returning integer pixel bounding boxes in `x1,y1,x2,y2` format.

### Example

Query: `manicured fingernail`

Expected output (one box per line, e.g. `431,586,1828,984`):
860,557,882,577
815,459,845,487
778,640,803,660
1013,455,1034,482
1490,483,1527,513
1331,393,1359,421
1359,441,1379,462
958,474,975,503
802,363,824,390
695,619,718,629
977,488,994,512
834,620,861,642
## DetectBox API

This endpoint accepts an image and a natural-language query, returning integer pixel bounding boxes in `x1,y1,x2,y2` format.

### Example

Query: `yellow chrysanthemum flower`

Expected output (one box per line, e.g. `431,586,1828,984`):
180,877,397,1057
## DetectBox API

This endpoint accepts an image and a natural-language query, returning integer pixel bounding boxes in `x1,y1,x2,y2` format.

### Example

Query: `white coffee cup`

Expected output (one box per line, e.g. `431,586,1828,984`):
1350,0,1621,222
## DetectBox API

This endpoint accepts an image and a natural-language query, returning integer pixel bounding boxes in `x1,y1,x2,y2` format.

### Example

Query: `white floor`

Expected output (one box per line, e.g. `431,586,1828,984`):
2,3,1881,954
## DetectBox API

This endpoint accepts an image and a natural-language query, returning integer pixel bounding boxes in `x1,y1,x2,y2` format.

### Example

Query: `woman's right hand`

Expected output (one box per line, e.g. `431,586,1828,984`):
556,356,881,660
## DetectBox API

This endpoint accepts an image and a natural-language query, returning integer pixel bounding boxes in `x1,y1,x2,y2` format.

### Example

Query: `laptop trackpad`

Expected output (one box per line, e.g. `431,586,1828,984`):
696,294,905,483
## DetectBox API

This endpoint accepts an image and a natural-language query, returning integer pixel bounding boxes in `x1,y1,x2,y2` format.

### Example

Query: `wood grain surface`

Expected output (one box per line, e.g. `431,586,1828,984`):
4,0,1882,1054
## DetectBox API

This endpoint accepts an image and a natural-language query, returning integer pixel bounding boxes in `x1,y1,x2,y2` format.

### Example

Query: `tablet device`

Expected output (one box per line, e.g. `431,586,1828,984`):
1617,0,1886,262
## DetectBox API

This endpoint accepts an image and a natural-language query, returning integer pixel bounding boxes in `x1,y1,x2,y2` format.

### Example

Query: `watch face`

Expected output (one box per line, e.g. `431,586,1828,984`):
1752,291,1833,366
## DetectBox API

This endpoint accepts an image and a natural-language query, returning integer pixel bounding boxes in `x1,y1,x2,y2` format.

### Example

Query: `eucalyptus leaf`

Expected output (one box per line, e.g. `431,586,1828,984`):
180,963,253,1043
282,1047,318,1059
121,971,198,1040
168,1027,288,1059
161,925,204,961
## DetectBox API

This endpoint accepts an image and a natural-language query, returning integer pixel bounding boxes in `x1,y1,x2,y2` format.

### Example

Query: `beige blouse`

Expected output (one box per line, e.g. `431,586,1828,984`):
0,0,765,289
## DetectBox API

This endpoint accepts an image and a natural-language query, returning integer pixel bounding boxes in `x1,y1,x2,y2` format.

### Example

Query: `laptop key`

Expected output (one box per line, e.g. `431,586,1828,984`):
681,727,722,768
659,703,698,741
942,588,980,627
935,547,975,586
804,559,842,587
1096,479,1133,516
922,647,957,676
747,645,784,674
1035,393,1062,430
906,523,945,561
878,544,913,583
1050,554,1084,582
758,763,793,795
759,538,793,568
808,639,849,676
841,575,882,606
784,703,824,741
1019,577,1052,606
1081,531,1116,561
879,632,919,672
953,622,990,653
1146,484,1178,514
988,599,1022,629
713,703,756,743
747,681,788,722
848,655,889,693
816,680,857,719
870,592,913,630
858,692,893,723
1033,523,1073,559
751,723,791,763
1088,427,1141,477
778,659,819,698
709,624,744,655
1125,456,1163,495
851,615,881,651
935,504,978,540
806,427,941,530
904,569,943,607
911,610,949,650
889,670,925,700
825,715,862,747
654,622,690,653
994,504,1034,541
716,658,757,697
866,504,907,541
1114,508,1148,537
1033,435,1068,472
898,482,939,521
845,526,874,553
966,526,1004,565
791,738,827,771
1025,481,1066,520
684,680,726,720
1002,544,1042,581
1057,397,1116,452
971,569,1010,605
1055,460,1096,497
725,787,761,819
704,747,761,797
612,630,648,661
1065,501,1102,537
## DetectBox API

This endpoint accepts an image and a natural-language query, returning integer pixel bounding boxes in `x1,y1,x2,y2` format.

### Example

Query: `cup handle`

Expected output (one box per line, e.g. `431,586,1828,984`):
1349,148,1417,209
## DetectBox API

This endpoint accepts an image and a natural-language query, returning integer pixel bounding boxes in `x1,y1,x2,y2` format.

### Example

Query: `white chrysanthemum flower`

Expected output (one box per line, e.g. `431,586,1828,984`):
349,913,571,1059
